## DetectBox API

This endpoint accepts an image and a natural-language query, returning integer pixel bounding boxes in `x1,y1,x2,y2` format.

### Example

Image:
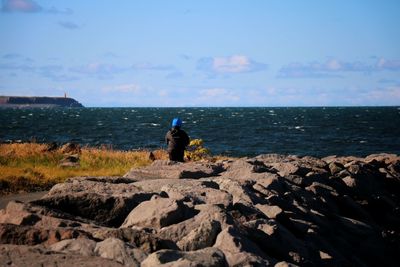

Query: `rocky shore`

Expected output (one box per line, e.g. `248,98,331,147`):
0,96,83,108
0,153,399,266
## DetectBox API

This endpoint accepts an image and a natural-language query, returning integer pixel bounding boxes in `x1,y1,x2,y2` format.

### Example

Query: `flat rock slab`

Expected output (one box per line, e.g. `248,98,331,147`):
0,244,124,267
124,160,225,180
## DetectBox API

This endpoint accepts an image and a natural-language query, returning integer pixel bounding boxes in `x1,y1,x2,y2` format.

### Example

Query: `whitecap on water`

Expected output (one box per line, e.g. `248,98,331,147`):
140,123,160,127
294,126,305,131
28,113,33,116
360,140,367,144
20,116,26,119
123,117,128,120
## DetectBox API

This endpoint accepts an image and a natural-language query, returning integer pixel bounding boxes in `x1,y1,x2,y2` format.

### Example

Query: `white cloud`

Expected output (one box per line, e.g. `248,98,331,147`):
70,63,128,79
1,0,72,14
132,62,175,71
278,58,400,78
197,55,268,75
363,86,400,105
1,0,41,12
377,58,400,70
213,55,251,73
195,88,240,106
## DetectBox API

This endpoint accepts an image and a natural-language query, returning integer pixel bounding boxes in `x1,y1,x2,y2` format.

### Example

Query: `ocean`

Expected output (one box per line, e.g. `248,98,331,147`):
1,107,399,157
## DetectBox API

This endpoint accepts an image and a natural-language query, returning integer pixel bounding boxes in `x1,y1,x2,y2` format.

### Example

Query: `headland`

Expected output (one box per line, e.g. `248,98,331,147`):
0,96,83,108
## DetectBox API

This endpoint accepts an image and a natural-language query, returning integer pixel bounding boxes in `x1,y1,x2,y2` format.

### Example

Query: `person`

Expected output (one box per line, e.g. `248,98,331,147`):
165,118,190,162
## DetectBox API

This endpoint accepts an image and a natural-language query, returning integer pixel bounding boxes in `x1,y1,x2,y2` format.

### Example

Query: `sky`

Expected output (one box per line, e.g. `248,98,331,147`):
0,0,399,107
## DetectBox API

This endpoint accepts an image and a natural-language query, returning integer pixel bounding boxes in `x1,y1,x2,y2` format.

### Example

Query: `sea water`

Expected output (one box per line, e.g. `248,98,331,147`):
1,107,399,157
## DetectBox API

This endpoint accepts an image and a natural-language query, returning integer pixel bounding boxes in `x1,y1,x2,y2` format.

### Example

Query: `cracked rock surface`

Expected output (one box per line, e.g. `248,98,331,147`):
1,154,399,266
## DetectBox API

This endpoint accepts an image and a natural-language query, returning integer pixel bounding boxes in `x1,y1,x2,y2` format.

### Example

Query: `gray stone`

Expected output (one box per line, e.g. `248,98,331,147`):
50,238,97,256
124,160,224,180
0,244,123,267
214,226,271,266
121,196,190,229
141,247,228,267
94,237,142,266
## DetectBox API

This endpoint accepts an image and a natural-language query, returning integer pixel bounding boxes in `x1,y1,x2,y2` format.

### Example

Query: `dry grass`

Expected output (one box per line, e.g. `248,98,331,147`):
0,143,168,194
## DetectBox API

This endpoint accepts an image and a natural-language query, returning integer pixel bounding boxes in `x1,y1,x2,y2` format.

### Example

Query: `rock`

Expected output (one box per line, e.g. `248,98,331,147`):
0,201,41,225
0,200,95,230
256,204,283,219
124,160,224,180
0,244,123,267
214,226,272,266
44,142,58,152
160,180,233,208
121,196,191,229
60,142,81,154
214,178,258,205
275,261,300,267
177,219,221,251
0,223,91,246
33,179,155,227
94,237,143,266
158,204,232,250
342,176,357,188
91,227,178,253
244,219,309,265
141,247,228,267
50,238,97,256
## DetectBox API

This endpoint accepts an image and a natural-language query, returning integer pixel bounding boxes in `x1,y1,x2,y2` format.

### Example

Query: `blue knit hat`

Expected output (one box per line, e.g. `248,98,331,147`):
171,118,182,127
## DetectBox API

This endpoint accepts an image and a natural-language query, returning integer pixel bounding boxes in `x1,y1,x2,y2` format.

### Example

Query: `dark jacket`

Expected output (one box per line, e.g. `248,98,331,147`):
165,127,190,153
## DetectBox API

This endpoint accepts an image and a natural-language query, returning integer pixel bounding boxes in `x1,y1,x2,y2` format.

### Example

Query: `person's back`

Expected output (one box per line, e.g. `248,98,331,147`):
165,118,189,162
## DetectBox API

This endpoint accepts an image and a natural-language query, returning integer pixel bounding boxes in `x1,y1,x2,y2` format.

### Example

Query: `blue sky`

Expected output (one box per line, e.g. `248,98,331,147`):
0,0,399,107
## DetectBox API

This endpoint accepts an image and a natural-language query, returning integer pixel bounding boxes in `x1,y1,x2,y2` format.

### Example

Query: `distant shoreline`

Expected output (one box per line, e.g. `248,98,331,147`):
0,96,84,108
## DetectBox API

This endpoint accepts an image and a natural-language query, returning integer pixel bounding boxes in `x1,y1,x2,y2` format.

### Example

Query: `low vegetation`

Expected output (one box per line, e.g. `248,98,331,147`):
186,139,212,161
0,139,226,195
0,143,167,194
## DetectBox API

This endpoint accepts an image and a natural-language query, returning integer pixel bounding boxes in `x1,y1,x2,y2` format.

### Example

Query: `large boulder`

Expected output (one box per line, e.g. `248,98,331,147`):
213,226,272,266
158,204,232,251
121,196,191,229
32,178,155,227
